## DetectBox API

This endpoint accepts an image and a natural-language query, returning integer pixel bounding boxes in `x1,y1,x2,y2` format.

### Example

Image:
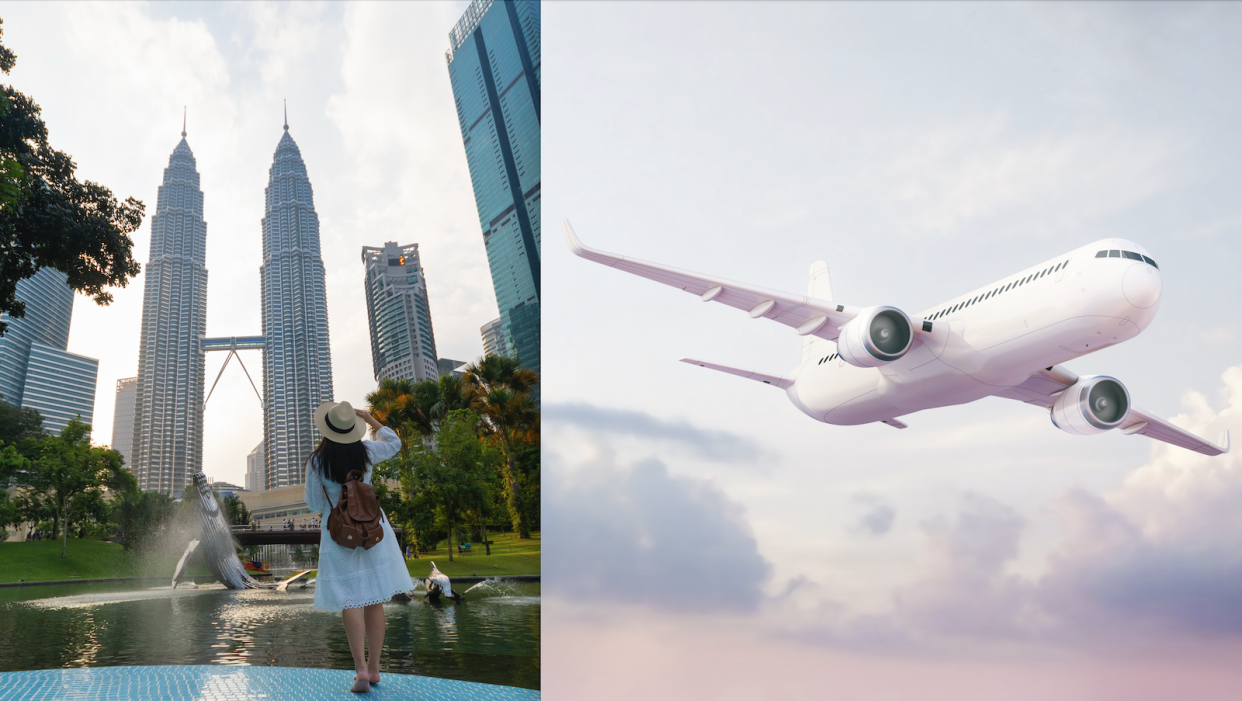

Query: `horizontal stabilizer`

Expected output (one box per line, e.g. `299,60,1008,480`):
679,357,794,389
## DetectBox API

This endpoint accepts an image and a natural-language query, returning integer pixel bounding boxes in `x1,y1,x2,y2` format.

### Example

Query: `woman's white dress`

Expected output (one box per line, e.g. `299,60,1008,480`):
304,426,414,611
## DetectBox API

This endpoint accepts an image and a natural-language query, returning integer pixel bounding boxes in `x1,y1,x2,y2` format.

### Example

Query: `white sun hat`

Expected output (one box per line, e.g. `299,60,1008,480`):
314,400,369,443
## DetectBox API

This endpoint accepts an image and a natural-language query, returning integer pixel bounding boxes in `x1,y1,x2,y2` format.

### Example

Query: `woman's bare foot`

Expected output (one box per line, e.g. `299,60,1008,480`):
351,673,371,693
367,660,381,684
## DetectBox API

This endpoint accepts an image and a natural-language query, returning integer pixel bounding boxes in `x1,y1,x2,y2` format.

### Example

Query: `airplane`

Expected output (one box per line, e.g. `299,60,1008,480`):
562,219,1230,457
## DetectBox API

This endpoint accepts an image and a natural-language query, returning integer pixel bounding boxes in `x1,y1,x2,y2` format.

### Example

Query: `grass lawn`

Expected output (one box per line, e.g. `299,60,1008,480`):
0,539,211,584
405,531,539,578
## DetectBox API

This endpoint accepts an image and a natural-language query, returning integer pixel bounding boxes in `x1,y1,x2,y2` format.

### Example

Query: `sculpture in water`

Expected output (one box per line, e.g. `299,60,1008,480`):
190,472,261,589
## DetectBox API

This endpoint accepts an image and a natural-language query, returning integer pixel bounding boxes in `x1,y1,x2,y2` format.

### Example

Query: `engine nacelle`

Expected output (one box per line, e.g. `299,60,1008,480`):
1049,375,1131,435
836,306,914,368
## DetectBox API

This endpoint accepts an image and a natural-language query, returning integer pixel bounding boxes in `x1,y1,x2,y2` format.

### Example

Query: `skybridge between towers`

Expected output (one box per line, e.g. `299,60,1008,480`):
201,335,265,410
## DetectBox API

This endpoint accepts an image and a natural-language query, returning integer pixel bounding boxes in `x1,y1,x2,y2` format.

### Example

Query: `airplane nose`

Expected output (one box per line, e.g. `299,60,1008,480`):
1122,263,1161,309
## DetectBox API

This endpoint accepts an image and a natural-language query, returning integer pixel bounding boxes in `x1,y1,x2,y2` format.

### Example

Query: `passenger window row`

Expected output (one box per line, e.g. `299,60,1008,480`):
1095,249,1158,268
925,259,1071,322
818,352,839,365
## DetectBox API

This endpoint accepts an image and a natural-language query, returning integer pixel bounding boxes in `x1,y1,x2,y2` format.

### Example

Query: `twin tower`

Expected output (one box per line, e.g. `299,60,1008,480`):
131,116,332,496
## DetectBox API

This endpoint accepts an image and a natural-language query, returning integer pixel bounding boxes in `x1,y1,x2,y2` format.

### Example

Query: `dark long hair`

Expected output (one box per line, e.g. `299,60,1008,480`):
307,438,370,484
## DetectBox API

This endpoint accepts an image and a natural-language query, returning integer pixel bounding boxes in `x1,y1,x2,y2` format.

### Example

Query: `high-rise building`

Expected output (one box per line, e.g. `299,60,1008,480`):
260,116,334,491
362,242,440,384
131,126,209,496
446,0,541,376
0,268,75,407
0,268,98,434
246,440,265,492
111,377,137,469
437,358,467,378
480,317,509,359
22,344,98,435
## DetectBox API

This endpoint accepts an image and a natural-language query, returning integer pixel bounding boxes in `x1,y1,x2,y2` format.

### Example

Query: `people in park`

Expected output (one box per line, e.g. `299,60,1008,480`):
304,400,412,694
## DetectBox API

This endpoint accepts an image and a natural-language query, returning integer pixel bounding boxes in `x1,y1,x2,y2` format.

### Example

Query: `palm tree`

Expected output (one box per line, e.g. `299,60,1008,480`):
366,378,419,452
464,355,539,538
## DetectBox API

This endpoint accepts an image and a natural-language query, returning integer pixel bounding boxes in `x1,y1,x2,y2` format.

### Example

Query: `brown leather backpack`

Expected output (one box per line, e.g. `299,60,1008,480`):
322,470,385,550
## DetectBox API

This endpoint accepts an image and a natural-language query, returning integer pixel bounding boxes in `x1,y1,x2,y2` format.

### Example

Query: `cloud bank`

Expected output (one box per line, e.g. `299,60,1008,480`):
544,451,771,612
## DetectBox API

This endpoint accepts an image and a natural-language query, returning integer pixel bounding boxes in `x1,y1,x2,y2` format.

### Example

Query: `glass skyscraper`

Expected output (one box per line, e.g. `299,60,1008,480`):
111,377,137,469
260,119,334,491
0,267,98,434
0,267,74,407
132,129,209,495
362,242,440,384
446,0,541,376
22,344,99,434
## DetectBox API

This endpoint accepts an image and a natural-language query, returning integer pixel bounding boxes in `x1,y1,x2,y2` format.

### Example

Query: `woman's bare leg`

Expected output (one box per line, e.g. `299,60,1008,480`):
363,603,386,683
342,607,371,692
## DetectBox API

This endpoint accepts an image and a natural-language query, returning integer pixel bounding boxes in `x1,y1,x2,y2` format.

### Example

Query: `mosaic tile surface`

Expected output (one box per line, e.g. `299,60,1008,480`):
0,666,539,701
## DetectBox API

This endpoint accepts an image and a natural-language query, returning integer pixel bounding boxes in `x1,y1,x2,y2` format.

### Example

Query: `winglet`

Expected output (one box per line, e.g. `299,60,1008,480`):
562,219,587,256
563,219,620,267
1220,429,1231,454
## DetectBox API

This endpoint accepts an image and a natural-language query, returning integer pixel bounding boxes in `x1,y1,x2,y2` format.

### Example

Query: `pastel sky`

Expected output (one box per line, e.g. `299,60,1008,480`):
543,2,1242,698
2,1,487,488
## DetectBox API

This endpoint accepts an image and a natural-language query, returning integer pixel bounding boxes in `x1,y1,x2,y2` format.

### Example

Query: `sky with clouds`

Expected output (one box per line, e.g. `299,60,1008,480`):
544,2,1242,698
2,1,485,487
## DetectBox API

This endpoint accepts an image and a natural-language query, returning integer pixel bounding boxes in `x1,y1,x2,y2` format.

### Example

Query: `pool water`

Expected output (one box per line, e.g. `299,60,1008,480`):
0,580,539,690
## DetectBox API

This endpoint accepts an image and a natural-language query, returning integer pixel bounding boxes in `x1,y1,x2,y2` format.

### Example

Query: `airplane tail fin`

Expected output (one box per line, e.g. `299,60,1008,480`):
801,261,833,362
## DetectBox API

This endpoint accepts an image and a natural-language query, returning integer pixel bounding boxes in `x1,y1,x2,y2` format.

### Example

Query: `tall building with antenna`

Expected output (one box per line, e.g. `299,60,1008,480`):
259,105,334,490
446,0,541,376
131,112,209,495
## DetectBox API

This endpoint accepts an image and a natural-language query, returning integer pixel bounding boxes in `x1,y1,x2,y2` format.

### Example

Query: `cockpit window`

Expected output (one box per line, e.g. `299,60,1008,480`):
1096,250,1108,258
1142,255,1158,269
1108,250,1121,258
1122,251,1142,261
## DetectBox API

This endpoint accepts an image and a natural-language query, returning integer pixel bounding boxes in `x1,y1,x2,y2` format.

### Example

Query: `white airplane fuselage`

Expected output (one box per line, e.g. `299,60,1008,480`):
787,238,1164,425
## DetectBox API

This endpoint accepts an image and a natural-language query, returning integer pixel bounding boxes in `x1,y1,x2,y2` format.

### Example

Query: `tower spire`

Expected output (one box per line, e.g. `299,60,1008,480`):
283,99,288,131
182,106,187,138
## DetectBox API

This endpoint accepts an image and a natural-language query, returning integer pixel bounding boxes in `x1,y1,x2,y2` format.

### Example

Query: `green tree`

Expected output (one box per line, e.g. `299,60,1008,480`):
0,440,25,532
112,489,176,552
367,378,421,450
0,397,44,444
16,419,125,557
0,18,144,337
220,493,250,526
464,354,539,538
402,410,499,562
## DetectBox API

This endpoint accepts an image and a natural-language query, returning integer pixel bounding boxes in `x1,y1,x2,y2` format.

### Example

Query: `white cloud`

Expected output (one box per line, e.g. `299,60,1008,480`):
544,448,771,612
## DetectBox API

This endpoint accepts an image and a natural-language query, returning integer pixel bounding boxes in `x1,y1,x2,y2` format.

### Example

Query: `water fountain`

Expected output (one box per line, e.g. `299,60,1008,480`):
424,561,463,604
170,539,200,588
188,473,262,589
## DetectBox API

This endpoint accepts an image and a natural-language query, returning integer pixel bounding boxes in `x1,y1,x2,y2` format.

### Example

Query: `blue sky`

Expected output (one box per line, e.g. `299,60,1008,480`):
543,3,1242,698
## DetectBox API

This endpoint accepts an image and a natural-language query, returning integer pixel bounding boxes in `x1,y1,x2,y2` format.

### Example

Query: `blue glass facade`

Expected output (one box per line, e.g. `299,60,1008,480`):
447,0,541,376
0,268,74,407
22,343,99,434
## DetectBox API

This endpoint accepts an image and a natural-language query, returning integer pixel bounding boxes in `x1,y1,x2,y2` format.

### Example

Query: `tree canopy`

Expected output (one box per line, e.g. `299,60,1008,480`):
368,354,540,551
0,17,144,336
0,395,43,444
12,419,127,557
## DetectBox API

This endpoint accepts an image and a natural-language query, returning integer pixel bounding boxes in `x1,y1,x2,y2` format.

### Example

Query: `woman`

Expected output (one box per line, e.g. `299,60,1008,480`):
304,400,413,693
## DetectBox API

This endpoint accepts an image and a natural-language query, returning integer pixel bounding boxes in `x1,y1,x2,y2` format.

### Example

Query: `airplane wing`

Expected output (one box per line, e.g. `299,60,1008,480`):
564,219,861,342
994,365,1231,456
679,357,795,389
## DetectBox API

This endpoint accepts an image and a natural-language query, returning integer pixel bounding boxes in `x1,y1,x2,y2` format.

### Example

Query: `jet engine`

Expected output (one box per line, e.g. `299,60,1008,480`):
1049,375,1131,435
836,306,914,368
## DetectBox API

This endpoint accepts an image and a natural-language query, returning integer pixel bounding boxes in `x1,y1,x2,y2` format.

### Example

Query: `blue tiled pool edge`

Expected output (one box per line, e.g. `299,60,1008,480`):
0,665,539,700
